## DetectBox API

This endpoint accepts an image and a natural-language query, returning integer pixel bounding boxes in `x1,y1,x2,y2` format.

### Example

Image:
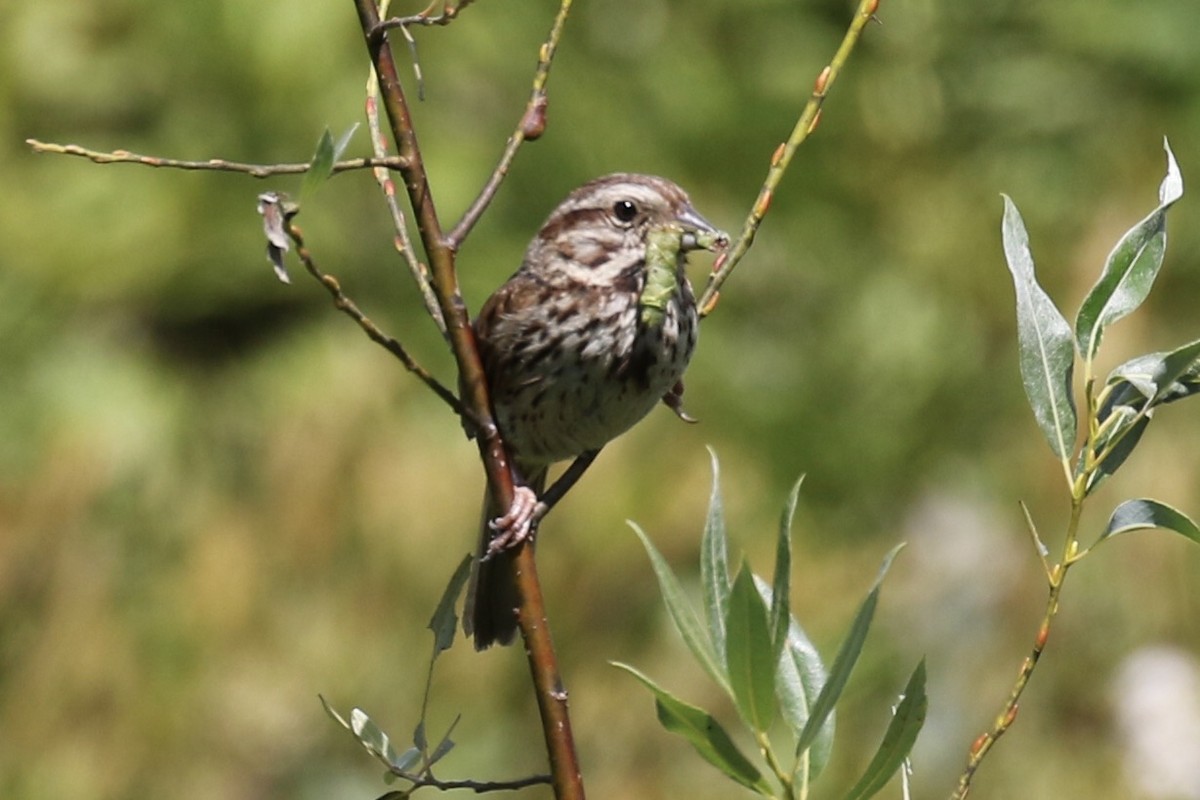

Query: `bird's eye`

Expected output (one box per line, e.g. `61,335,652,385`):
612,200,639,223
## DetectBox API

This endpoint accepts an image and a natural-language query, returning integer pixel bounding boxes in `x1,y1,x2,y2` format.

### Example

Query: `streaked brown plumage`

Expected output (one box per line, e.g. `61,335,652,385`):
466,173,720,649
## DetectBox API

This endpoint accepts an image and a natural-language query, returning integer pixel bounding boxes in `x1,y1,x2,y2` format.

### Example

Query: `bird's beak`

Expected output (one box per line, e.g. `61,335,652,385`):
676,205,728,253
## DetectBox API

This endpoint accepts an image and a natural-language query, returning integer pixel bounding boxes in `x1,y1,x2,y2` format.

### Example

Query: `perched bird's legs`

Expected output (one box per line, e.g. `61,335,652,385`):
486,449,601,557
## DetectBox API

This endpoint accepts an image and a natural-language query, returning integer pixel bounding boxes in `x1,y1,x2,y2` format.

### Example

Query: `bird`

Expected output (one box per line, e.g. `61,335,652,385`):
465,173,725,649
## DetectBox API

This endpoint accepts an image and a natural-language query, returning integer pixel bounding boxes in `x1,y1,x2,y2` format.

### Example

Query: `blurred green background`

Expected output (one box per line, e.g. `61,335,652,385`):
5,1,1200,798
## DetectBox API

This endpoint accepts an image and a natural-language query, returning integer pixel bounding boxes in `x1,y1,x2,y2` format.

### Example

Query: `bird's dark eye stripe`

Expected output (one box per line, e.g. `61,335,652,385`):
539,207,611,240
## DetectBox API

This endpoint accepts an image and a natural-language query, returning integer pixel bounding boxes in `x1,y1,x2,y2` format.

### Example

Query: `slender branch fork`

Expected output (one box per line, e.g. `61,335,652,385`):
282,215,467,418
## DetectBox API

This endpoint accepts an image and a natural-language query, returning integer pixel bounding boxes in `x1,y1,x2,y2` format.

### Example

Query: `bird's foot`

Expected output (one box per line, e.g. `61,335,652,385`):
662,379,699,423
486,486,543,557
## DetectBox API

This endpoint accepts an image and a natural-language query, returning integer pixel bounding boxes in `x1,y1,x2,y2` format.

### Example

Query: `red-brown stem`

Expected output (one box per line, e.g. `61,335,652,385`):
351,3,584,798
950,496,1081,799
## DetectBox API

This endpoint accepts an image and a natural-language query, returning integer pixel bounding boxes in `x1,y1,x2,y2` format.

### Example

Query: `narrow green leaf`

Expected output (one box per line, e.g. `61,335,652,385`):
725,564,778,733
391,746,422,774
429,554,472,655
796,544,904,756
1096,498,1200,546
333,122,360,162
321,697,421,773
768,606,834,780
1150,338,1200,404
752,574,834,773
1089,338,1200,494
302,128,336,199
319,694,352,730
1106,344,1200,409
1076,139,1183,361
842,660,928,800
787,637,835,780
412,720,427,753
1001,195,1078,458
428,715,460,766
631,522,730,693
771,475,804,662
612,662,772,794
1085,410,1148,496
701,447,731,668
350,707,401,768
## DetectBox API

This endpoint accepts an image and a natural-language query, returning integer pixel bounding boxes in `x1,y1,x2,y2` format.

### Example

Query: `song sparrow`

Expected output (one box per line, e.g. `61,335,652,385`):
466,173,725,649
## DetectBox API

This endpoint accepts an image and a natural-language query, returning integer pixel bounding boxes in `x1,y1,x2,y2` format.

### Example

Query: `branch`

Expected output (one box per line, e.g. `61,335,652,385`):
25,139,407,177
696,0,881,317
388,771,551,794
373,1,479,102
351,3,585,799
365,71,447,336
374,0,477,32
446,0,574,248
282,210,467,420
949,504,1075,799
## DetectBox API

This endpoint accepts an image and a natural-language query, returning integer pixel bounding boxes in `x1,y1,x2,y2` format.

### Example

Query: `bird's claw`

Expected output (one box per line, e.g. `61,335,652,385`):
486,486,541,557
662,379,698,424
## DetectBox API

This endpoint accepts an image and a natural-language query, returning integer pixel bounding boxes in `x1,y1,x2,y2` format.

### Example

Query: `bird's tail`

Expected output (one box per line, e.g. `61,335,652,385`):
465,468,546,649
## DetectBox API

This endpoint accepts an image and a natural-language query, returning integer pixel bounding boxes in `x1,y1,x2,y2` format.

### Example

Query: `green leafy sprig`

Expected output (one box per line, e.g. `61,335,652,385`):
953,139,1200,798
615,452,926,800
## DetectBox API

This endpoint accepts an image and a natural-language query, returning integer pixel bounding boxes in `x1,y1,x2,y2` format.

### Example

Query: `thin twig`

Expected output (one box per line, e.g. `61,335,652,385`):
446,0,573,248
375,0,479,99
375,0,477,32
696,0,881,317
390,771,551,793
25,139,407,177
365,56,447,335
950,505,1076,799
283,216,468,420
952,390,1094,797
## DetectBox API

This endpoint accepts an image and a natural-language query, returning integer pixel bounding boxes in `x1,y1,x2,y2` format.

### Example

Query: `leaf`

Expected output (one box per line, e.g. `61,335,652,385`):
776,616,835,780
1076,139,1183,361
631,522,730,694
842,660,928,800
333,122,360,162
428,715,461,766
350,707,402,768
795,544,904,756
302,128,336,199
1095,498,1200,546
752,575,834,772
612,662,772,794
256,191,296,284
1109,339,1200,407
771,475,804,662
725,564,778,733
701,447,731,669
1085,411,1148,496
412,720,427,753
428,554,472,655
1002,195,1078,458
319,694,352,730
1087,337,1200,493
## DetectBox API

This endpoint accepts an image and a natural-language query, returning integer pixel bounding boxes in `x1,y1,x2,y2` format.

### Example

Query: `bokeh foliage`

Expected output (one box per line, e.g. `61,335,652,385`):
4,1,1200,798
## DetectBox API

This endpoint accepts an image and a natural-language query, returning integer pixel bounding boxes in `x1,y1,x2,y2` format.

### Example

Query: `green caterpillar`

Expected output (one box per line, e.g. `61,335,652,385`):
640,225,726,327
